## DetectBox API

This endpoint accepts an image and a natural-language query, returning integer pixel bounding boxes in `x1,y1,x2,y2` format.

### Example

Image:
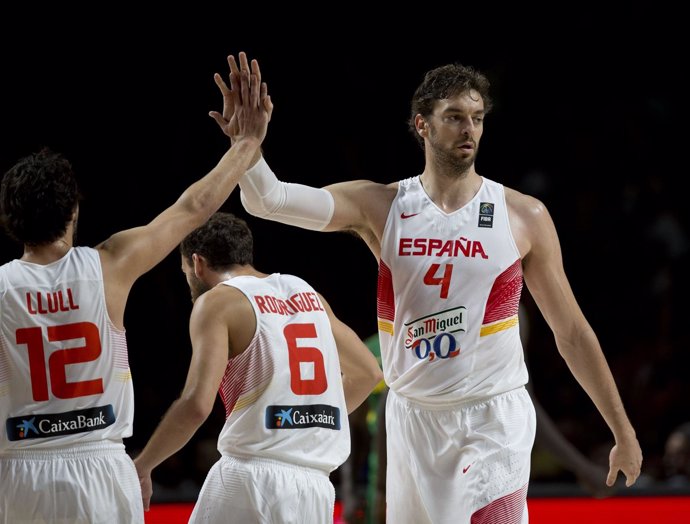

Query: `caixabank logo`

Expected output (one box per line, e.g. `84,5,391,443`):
265,404,341,430
6,405,115,441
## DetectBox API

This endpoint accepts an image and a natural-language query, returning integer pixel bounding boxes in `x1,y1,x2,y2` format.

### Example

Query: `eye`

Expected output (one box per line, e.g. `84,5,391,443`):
473,116,483,124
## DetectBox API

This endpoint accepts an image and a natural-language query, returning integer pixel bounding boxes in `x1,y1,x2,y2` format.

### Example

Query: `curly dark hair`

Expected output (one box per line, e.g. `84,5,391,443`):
0,148,80,246
408,63,493,149
180,212,254,269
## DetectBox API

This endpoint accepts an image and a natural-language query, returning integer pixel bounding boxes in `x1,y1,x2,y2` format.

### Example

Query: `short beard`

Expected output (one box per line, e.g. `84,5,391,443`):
430,143,476,178
428,129,477,177
190,277,212,303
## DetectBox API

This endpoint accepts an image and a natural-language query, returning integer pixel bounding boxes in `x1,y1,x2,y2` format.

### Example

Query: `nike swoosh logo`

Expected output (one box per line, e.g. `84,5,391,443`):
400,212,420,219
462,464,472,474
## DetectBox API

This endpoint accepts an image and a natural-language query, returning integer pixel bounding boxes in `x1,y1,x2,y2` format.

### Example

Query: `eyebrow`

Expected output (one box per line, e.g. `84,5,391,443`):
441,107,486,116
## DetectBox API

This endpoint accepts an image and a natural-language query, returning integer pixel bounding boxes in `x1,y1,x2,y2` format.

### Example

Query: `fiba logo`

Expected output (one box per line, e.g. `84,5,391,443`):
478,201,494,228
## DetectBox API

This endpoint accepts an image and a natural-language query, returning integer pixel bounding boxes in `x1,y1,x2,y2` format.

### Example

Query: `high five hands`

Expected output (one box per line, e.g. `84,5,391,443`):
209,51,273,142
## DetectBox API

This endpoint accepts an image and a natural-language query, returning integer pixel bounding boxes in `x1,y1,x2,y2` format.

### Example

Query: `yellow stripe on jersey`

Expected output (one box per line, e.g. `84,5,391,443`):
233,381,271,412
116,370,132,382
378,320,394,335
480,314,518,337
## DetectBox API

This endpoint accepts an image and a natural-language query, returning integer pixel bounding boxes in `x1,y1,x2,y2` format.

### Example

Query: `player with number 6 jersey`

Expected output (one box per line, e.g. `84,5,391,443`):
215,273,351,472
133,213,382,523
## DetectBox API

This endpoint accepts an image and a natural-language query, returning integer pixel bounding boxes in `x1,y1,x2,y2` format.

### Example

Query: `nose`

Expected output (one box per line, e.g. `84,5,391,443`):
458,116,474,136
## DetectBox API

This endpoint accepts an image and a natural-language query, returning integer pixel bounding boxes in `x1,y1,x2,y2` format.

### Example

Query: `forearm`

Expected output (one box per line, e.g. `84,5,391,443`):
343,370,384,414
134,398,208,474
239,156,335,231
556,328,636,442
176,137,262,226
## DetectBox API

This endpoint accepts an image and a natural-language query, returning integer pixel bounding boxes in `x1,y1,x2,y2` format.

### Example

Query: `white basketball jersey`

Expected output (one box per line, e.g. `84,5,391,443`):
378,176,528,404
0,247,134,450
215,274,350,473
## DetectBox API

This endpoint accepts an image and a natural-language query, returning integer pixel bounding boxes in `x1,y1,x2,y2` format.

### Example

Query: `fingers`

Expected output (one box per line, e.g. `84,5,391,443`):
262,86,273,120
229,69,241,110
208,111,227,128
625,467,641,487
605,466,618,487
240,71,250,108
213,72,230,97
225,52,268,114
249,73,260,108
238,52,250,75
227,54,240,76
251,58,261,86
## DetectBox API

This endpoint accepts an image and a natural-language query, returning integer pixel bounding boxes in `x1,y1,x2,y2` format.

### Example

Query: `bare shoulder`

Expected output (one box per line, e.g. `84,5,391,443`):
504,186,548,219
192,283,256,357
322,179,398,240
325,179,398,202
504,186,556,257
193,284,252,320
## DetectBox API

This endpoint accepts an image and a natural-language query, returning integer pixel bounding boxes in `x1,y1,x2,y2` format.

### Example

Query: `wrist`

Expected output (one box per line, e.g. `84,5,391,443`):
232,135,261,149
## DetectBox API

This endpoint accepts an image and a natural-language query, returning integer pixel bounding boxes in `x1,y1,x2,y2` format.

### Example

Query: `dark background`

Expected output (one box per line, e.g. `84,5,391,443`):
2,9,688,494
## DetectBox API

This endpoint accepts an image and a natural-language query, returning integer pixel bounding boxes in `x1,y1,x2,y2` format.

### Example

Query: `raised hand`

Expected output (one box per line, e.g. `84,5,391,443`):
209,52,272,141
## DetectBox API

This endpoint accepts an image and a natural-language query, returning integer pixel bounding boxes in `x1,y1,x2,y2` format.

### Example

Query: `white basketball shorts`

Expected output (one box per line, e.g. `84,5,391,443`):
386,387,536,524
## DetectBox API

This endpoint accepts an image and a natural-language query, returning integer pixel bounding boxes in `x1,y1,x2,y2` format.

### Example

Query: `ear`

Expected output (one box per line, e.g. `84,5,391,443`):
415,114,429,139
192,253,207,279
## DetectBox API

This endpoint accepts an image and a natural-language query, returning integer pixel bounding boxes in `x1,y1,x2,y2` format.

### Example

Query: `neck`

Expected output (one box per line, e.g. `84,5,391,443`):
419,165,482,213
21,238,72,265
210,264,268,286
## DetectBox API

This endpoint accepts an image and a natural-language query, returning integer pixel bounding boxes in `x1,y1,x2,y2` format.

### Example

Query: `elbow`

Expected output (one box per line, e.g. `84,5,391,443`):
362,367,384,393
371,368,385,389
240,189,277,218
176,192,217,229
178,396,214,426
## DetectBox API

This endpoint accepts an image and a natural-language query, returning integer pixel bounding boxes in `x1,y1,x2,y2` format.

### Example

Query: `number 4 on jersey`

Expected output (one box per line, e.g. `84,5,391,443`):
423,263,453,298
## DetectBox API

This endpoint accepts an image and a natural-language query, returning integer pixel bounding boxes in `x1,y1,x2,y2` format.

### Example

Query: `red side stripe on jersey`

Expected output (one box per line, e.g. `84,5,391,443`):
219,331,274,418
377,260,395,322
471,484,528,523
482,259,523,325
0,334,10,382
111,330,130,369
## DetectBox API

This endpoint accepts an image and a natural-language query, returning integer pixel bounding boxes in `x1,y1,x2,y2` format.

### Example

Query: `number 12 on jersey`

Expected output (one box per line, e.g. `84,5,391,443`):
16,322,104,402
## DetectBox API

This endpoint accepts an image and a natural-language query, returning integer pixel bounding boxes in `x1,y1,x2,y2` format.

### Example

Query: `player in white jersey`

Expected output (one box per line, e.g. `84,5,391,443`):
133,212,382,523
0,51,271,523
225,59,643,522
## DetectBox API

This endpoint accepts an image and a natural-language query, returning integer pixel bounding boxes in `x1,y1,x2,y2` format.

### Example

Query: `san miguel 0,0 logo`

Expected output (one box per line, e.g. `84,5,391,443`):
404,306,467,361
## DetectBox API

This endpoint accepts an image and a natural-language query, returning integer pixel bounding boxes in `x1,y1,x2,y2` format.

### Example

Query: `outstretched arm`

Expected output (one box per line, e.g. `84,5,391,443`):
133,289,230,510
319,294,383,413
98,52,271,326
209,55,393,248
515,192,642,488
